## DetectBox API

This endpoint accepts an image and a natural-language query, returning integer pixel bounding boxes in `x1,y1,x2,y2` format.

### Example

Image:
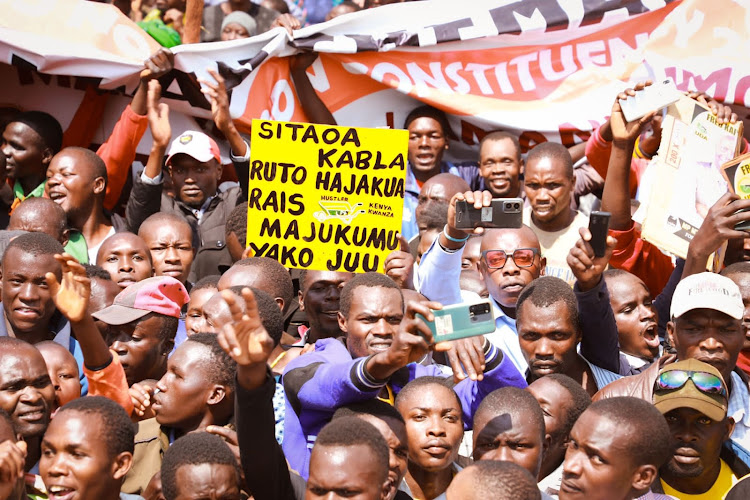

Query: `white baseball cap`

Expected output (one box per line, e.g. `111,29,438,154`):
670,272,743,320
166,130,221,166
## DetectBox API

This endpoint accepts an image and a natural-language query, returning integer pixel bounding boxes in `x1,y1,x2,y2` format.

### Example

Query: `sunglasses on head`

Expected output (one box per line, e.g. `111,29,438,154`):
655,369,727,398
481,248,539,270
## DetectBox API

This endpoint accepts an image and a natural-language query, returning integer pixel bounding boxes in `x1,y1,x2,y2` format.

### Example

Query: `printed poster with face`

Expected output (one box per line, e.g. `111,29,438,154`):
246,120,408,273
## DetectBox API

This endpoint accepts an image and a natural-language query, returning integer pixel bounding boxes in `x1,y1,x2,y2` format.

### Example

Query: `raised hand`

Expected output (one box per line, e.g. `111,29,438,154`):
140,47,175,81
434,336,486,382
366,300,439,380
130,381,157,420
198,68,233,134
217,288,275,367
147,80,171,149
384,234,415,290
46,254,90,323
271,13,301,36
0,440,26,499
567,227,617,291
610,81,657,146
687,91,738,124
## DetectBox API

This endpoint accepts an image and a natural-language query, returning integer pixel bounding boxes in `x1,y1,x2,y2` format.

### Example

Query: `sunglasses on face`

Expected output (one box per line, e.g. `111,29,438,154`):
655,369,728,398
481,248,539,270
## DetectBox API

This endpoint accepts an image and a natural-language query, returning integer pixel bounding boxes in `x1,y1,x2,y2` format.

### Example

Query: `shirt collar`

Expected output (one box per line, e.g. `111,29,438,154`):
12,179,46,202
728,371,749,425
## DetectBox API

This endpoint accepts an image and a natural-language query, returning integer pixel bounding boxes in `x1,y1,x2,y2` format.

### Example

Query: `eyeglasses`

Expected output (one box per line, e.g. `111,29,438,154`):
655,370,727,398
482,248,539,269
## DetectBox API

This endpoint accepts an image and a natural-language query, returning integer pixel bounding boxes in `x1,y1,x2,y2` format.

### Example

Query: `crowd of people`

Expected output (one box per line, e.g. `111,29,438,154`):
1,1,750,499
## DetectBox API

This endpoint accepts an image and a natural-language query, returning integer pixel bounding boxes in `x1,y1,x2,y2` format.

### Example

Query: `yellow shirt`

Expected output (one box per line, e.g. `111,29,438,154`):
661,459,738,499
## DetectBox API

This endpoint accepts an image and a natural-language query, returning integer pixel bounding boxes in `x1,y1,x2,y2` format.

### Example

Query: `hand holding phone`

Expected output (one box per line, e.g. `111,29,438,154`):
416,301,495,343
618,79,681,123
588,211,611,257
454,198,523,230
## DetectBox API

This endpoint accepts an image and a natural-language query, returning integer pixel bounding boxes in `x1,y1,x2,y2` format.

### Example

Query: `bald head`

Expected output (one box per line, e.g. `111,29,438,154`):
8,197,67,244
418,173,470,205
480,225,541,253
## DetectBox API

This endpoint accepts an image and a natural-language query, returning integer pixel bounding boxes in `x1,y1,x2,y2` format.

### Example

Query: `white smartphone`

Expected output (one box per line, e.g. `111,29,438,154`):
618,79,681,123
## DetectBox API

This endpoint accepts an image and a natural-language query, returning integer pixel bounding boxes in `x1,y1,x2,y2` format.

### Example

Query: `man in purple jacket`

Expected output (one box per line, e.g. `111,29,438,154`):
281,272,527,479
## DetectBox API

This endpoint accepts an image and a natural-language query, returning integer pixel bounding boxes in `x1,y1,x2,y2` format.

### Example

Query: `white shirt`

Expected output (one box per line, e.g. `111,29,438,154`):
728,371,750,451
417,238,527,374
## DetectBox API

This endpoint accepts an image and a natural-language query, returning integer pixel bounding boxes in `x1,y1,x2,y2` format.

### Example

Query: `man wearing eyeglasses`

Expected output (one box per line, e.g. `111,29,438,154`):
417,190,619,376
651,359,748,497
596,272,750,469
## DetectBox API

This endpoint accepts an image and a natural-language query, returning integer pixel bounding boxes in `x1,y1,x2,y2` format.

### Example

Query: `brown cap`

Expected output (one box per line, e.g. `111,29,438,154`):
653,359,728,422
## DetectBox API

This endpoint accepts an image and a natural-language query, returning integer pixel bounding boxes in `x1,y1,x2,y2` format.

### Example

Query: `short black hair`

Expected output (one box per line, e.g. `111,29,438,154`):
517,276,580,332
225,203,247,246
332,398,405,425
526,141,574,178
475,387,545,443
585,397,672,468
539,374,591,441
56,396,136,457
314,416,389,483
395,376,461,415
339,272,403,318
479,131,521,160
60,147,108,188
404,105,451,138
185,332,236,389
602,268,632,281
161,432,239,500
12,111,63,154
721,261,750,279
192,275,221,293
3,231,64,268
225,286,284,347
83,264,113,281
232,257,294,310
9,197,67,238
139,213,193,241
456,461,541,500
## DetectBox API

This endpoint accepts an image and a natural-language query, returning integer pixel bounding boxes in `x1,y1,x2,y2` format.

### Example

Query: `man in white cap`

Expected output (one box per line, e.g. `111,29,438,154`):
131,74,250,282
596,272,750,466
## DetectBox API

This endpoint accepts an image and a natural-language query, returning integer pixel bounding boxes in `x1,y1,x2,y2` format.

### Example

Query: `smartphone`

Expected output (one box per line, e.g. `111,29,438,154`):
454,198,523,230
588,211,611,257
417,300,495,343
618,79,681,123
735,208,750,231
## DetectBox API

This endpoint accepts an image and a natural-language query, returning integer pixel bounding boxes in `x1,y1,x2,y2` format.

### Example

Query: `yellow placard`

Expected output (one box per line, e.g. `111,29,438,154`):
246,120,408,273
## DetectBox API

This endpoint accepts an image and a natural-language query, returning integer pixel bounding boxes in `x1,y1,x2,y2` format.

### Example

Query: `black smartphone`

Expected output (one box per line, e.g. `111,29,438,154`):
588,211,611,257
454,198,523,230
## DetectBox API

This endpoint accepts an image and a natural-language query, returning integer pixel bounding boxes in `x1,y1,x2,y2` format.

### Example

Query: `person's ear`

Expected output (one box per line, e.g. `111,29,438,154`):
93,176,106,196
207,385,227,406
724,417,736,441
112,451,134,480
380,476,391,500
570,172,577,189
41,147,54,167
216,162,223,182
630,464,658,491
542,432,551,455
666,321,676,350
298,290,305,312
274,297,285,313
338,311,348,333
161,337,174,356
60,228,70,248
539,256,547,276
